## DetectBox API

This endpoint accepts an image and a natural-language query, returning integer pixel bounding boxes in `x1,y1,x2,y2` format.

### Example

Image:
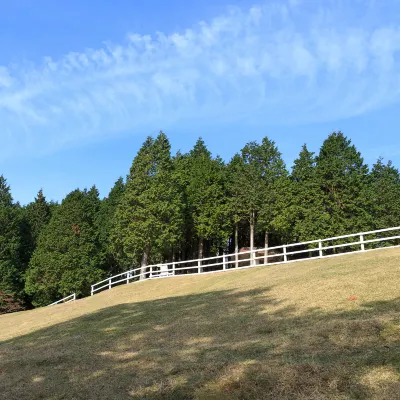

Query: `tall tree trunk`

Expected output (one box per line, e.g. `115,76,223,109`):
140,242,150,280
264,231,269,265
235,222,239,268
250,211,255,266
198,237,204,272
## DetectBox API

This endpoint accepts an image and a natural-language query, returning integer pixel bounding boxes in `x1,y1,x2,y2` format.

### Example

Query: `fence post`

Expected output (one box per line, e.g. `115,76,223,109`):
360,234,365,251
126,271,130,284
172,262,175,276
198,260,201,274
283,245,287,262
73,293,76,301
108,278,111,290
223,254,226,270
319,240,323,257
91,285,94,296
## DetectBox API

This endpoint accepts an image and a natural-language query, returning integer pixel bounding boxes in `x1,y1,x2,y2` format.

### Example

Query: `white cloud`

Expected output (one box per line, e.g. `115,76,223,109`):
1,0,400,159
0,67,13,88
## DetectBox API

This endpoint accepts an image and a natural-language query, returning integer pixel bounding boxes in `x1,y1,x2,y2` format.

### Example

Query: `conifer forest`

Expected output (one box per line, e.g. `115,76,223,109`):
1,131,399,312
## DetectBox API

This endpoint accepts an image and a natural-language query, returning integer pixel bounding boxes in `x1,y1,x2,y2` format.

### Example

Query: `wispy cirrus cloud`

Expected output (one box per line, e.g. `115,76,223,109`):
1,0,400,159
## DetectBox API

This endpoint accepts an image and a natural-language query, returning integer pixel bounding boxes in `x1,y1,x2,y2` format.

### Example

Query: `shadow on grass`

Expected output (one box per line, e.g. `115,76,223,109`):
0,288,399,400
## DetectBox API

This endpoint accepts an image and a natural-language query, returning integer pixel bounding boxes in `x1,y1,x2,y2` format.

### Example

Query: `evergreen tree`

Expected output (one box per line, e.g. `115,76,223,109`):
0,176,24,297
315,132,372,237
256,137,288,252
227,137,287,259
97,177,125,274
227,143,263,255
24,189,51,256
173,151,194,260
112,132,184,278
184,138,230,260
25,186,104,306
227,154,251,259
369,158,400,229
286,144,328,242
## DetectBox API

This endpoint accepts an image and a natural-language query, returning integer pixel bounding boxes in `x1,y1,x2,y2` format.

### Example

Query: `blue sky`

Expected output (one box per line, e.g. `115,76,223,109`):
1,0,400,204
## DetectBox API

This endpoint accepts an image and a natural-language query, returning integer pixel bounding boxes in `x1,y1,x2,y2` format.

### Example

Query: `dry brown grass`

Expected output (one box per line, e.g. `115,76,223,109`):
1,249,400,399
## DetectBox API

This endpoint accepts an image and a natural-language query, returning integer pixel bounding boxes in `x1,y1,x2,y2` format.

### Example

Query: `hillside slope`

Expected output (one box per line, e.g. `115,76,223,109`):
1,249,399,399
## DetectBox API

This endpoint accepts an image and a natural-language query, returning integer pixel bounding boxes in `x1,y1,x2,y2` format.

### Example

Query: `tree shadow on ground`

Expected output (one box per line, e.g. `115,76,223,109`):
0,288,399,400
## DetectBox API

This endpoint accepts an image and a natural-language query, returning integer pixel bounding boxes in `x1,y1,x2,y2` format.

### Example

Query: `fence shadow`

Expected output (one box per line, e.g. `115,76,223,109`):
1,288,399,399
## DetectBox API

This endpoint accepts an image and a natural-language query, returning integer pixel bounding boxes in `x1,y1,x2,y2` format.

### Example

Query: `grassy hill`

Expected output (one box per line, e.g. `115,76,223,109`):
1,249,399,400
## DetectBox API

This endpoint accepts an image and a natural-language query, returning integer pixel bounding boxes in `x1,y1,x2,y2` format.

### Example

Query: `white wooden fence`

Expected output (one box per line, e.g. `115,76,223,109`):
91,226,400,296
48,293,76,306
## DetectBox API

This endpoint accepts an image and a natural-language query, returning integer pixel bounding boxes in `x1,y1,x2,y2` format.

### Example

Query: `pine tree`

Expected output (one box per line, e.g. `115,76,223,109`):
227,154,250,262
97,177,125,274
369,158,400,229
315,132,372,237
286,144,328,242
227,143,263,256
184,138,230,260
25,187,104,306
227,137,287,261
24,189,51,256
173,151,194,260
112,132,184,278
256,137,288,253
0,176,24,297
292,144,316,182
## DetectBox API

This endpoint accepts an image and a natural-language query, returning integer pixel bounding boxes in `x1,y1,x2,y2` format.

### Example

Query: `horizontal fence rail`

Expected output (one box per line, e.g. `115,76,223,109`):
91,226,400,296
48,293,76,306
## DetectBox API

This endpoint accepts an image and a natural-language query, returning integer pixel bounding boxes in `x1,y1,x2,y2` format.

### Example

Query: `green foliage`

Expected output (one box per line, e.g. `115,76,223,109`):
369,158,400,229
0,176,25,297
97,177,125,274
25,190,51,244
173,151,194,259
112,132,184,268
284,144,328,242
315,132,372,237
255,137,288,238
25,187,105,306
2,130,400,311
227,153,250,225
233,141,266,217
227,137,288,247
23,189,51,261
183,138,230,254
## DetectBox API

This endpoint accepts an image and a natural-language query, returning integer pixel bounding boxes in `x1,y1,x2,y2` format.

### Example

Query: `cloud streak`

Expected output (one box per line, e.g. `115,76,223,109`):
1,0,400,159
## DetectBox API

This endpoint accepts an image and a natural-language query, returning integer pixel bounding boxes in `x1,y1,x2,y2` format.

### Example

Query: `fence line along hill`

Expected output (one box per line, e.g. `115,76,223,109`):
89,225,400,296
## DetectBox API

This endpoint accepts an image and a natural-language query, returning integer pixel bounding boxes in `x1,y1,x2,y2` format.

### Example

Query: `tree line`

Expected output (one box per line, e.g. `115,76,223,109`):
1,131,399,312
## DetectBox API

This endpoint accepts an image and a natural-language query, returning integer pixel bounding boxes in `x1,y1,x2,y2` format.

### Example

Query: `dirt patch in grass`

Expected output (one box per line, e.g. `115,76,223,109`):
0,248,399,399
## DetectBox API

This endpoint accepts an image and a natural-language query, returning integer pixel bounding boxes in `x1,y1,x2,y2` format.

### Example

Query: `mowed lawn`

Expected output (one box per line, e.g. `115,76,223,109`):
1,249,400,400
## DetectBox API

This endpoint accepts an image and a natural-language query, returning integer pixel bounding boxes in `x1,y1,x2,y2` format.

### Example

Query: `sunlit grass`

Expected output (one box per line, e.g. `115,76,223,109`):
1,248,399,399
